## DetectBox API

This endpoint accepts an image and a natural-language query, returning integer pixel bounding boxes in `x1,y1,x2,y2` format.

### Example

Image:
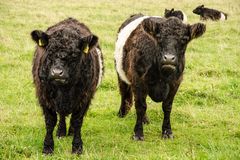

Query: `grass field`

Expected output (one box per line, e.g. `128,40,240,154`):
0,0,240,159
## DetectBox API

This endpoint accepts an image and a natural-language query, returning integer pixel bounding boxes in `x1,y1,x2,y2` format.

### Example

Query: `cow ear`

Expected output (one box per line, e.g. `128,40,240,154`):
142,18,159,36
164,9,169,16
171,8,174,12
201,5,204,8
189,23,206,40
31,30,49,47
79,35,98,54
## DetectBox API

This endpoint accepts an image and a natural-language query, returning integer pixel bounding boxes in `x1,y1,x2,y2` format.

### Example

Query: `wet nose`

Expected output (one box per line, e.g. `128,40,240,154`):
162,54,176,63
51,68,64,78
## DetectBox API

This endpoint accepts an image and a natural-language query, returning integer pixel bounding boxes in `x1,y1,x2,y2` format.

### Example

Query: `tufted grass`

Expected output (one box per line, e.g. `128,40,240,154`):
0,0,240,159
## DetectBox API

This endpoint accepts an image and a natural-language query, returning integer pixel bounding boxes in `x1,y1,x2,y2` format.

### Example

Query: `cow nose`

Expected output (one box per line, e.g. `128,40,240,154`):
51,68,64,78
163,54,176,63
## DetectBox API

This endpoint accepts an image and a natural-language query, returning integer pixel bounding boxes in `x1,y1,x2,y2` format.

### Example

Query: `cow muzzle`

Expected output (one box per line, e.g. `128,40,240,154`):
49,67,68,84
161,54,177,74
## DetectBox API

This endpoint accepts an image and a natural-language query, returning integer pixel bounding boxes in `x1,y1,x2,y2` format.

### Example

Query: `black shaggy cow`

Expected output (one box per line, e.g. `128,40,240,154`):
164,8,187,23
31,18,104,154
114,14,206,140
193,5,227,21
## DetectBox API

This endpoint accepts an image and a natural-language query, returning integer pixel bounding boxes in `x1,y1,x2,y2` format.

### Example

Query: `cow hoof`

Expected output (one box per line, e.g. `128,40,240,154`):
117,110,128,118
162,133,174,139
68,127,74,136
132,135,144,141
143,115,150,124
117,111,125,118
42,147,53,155
72,146,83,155
162,130,174,139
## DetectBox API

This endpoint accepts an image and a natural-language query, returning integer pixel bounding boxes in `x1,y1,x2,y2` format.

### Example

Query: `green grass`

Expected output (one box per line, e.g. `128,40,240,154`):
0,0,240,159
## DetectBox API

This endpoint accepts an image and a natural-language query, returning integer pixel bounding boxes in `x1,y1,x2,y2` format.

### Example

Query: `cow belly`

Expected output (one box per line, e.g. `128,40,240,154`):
148,81,169,102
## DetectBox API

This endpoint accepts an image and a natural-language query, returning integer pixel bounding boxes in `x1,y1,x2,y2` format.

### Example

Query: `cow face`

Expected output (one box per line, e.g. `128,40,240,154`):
164,8,174,17
164,8,185,21
31,29,98,85
193,5,204,15
142,17,206,79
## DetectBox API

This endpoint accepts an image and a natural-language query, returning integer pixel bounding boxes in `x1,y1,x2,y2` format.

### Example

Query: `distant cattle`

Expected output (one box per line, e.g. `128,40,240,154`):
193,5,227,21
164,8,187,23
31,18,103,154
114,14,206,140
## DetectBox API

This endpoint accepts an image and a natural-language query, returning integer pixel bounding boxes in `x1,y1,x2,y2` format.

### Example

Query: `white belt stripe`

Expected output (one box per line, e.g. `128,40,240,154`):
96,48,103,87
114,16,161,84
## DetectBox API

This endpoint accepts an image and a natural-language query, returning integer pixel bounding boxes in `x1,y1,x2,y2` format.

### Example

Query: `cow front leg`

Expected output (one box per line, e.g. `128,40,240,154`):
56,114,66,138
162,100,174,139
132,85,147,141
42,107,57,154
71,111,84,154
161,82,180,139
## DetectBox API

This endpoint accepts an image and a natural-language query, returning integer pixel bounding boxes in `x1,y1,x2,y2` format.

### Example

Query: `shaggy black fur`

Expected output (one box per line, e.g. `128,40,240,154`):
31,18,103,155
164,8,185,21
116,15,206,140
193,5,227,21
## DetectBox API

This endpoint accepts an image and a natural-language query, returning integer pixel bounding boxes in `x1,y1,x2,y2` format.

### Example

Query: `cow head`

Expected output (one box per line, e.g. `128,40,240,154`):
142,17,206,80
164,8,175,18
193,5,204,15
31,29,98,85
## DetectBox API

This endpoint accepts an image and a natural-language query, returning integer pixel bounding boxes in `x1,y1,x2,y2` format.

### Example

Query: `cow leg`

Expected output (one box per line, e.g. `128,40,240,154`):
117,77,133,117
161,83,180,139
42,107,57,154
68,115,74,136
132,85,147,141
70,111,84,154
143,114,150,124
56,114,66,138
71,100,91,154
162,100,174,139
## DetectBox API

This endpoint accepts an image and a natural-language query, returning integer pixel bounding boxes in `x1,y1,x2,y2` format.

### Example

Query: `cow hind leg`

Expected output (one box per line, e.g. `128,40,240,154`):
56,114,66,138
68,115,74,136
117,77,133,117
42,107,57,154
143,114,150,124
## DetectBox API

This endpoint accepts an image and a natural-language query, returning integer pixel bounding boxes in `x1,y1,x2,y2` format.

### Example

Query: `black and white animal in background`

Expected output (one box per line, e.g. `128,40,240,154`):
164,8,187,23
193,5,227,21
114,14,206,140
31,18,103,154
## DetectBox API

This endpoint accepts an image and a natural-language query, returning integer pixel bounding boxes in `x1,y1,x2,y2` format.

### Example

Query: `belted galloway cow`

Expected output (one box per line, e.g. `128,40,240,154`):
114,14,206,140
31,18,103,154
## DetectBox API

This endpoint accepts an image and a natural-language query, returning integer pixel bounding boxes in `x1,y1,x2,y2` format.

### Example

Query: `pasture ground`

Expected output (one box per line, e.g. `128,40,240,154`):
0,0,239,159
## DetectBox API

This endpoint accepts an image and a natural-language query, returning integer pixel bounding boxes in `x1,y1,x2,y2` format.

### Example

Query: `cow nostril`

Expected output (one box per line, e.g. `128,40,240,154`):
163,55,176,62
59,70,63,76
52,68,64,77
163,55,167,60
